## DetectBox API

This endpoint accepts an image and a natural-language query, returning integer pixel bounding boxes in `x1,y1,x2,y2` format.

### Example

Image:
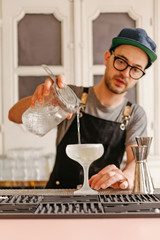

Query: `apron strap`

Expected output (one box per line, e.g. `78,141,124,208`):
80,87,89,105
79,87,89,116
120,101,132,130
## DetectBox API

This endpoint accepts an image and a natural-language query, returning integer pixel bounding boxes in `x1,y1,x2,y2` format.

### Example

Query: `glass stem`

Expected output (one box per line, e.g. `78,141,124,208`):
82,164,90,190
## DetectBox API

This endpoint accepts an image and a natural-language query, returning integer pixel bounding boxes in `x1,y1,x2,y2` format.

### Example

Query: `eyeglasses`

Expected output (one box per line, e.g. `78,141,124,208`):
112,53,145,80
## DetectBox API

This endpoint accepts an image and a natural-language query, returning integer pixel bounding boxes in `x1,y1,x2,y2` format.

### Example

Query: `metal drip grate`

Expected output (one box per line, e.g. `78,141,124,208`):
0,194,160,218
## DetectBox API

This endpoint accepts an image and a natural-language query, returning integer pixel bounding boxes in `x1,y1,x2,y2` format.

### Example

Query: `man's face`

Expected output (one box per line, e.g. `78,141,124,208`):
104,45,148,95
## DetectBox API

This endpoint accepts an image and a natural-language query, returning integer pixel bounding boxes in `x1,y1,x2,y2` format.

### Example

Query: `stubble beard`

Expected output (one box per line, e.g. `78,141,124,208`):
104,74,129,95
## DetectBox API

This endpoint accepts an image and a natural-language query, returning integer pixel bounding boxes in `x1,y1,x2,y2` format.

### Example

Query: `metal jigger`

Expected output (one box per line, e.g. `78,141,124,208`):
135,137,153,158
131,146,148,194
135,137,154,194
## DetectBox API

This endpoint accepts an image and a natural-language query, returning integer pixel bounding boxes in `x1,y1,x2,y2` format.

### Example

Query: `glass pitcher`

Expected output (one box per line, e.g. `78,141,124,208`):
22,65,80,136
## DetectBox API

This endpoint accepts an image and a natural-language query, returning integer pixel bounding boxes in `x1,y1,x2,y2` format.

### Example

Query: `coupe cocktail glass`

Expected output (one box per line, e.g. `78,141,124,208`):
66,143,104,195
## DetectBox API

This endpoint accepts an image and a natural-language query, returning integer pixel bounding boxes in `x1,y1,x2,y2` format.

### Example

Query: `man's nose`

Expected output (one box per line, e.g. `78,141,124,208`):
121,66,131,78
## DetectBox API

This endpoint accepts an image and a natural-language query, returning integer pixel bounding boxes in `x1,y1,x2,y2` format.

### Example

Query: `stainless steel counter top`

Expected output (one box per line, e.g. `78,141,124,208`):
0,188,160,195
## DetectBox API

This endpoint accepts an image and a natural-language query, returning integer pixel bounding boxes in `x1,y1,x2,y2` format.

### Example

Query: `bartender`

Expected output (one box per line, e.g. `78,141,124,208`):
8,28,157,190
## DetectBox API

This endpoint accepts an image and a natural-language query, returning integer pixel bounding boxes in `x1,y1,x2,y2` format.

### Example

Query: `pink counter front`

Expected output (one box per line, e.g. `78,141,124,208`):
0,218,159,240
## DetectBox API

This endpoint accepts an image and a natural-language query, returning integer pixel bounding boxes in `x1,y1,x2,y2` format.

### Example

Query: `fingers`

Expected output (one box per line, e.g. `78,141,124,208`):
57,74,65,88
43,75,66,96
110,180,129,190
30,78,53,108
89,164,117,186
41,74,65,99
30,84,44,108
89,165,129,190
43,78,54,96
30,74,67,113
119,180,129,189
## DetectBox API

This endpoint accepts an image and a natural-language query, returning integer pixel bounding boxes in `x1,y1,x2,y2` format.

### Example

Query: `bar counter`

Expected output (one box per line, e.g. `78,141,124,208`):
0,188,159,240
0,180,47,188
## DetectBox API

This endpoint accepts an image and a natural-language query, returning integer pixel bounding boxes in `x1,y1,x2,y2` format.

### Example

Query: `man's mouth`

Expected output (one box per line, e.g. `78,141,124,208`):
114,78,126,86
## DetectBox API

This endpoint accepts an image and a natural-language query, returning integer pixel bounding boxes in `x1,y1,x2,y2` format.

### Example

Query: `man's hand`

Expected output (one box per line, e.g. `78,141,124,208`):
30,75,65,108
30,75,72,119
89,164,131,190
8,74,71,124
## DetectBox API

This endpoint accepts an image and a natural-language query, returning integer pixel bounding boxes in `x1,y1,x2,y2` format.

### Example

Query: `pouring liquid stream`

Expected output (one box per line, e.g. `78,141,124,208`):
77,107,81,144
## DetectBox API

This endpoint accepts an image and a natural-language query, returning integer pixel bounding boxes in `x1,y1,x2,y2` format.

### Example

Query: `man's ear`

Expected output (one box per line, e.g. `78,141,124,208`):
104,51,111,66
